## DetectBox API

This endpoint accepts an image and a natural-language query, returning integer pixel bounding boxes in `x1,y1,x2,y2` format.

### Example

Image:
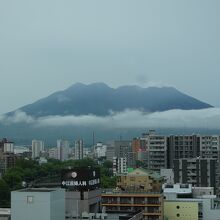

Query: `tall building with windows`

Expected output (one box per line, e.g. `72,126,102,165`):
113,157,127,175
173,158,216,189
48,147,58,159
74,139,84,160
31,140,44,159
167,135,200,168
114,140,136,168
142,130,167,173
3,142,14,153
199,135,220,160
57,139,69,161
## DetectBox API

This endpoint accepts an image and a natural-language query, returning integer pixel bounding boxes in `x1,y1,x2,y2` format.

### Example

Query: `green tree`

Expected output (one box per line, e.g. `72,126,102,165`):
0,178,10,207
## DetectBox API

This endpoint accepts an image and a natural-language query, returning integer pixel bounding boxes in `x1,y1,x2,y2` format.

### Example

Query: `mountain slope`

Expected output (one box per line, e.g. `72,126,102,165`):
10,83,212,117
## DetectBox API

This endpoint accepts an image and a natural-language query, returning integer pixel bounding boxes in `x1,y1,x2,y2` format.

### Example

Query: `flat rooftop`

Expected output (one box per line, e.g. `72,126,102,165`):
18,188,56,192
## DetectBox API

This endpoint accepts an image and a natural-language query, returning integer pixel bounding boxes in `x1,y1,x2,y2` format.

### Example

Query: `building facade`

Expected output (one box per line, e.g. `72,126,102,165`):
117,168,163,192
74,139,84,160
11,188,65,220
167,135,200,168
114,141,135,167
31,140,44,159
57,139,69,161
142,130,167,173
173,158,216,189
102,190,163,220
113,157,127,175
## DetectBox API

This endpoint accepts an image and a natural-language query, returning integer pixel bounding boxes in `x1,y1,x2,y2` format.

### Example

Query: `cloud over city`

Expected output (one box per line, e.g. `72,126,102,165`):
1,108,220,130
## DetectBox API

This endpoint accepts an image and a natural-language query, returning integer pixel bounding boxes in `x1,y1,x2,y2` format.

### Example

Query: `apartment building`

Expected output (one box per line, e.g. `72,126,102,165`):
57,139,69,161
167,135,200,168
173,158,216,189
102,190,163,220
0,153,21,174
117,168,163,192
114,141,136,168
102,167,163,220
74,139,84,160
32,140,44,159
142,130,167,173
113,157,127,175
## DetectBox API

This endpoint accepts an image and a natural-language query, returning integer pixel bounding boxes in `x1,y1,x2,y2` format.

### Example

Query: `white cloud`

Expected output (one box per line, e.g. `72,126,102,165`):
0,111,35,124
1,108,220,129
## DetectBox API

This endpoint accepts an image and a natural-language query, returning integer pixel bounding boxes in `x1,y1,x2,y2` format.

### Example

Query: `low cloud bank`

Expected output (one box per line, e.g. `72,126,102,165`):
0,108,220,129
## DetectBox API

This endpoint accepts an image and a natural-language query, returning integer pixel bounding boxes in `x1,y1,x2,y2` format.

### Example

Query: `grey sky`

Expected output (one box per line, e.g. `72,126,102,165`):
0,0,219,114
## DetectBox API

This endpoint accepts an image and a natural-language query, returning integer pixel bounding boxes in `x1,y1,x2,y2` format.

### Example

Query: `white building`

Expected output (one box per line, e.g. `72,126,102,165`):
94,143,107,158
75,139,84,160
57,139,69,161
3,142,14,153
11,188,65,220
31,140,44,159
113,157,127,175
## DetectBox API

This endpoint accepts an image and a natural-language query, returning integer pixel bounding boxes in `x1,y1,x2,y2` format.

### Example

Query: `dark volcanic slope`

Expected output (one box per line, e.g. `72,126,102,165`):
11,83,212,117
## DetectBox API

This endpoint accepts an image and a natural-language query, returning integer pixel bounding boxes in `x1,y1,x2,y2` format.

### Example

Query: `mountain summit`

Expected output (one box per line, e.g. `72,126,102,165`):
11,83,212,117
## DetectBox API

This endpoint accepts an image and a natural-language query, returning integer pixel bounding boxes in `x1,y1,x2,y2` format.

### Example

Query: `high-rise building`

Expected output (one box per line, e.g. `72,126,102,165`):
48,147,58,159
31,140,44,159
114,140,136,168
142,130,167,173
94,142,107,158
3,142,14,153
113,157,127,175
74,139,84,160
199,135,220,185
57,139,69,161
173,158,216,189
0,153,21,174
167,135,200,168
199,135,220,160
105,142,115,162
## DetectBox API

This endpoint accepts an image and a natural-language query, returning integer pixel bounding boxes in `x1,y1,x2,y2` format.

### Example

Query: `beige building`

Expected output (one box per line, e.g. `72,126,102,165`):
102,168,164,220
117,168,163,192
164,201,198,220
102,190,163,220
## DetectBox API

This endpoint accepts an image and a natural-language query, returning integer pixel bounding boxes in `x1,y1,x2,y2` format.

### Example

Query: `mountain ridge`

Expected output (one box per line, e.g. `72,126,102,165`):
7,83,212,117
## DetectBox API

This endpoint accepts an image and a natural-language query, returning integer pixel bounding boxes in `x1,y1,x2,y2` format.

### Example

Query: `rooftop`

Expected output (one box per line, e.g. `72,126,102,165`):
118,168,163,180
18,188,56,192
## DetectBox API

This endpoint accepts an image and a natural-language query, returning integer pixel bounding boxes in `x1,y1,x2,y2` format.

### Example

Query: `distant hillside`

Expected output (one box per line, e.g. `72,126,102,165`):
8,83,212,117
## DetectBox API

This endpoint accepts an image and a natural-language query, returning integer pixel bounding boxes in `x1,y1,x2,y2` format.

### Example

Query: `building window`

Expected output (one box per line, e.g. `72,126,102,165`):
27,196,34,204
176,205,180,209
130,177,135,181
177,213,180,217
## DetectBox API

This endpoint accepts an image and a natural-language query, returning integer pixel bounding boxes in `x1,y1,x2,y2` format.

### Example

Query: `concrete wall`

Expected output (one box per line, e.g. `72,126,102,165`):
11,188,65,220
202,199,220,220
65,189,101,217
50,189,65,220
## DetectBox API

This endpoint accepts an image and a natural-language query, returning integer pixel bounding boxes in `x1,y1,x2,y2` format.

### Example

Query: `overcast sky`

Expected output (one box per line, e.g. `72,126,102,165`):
0,0,219,114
